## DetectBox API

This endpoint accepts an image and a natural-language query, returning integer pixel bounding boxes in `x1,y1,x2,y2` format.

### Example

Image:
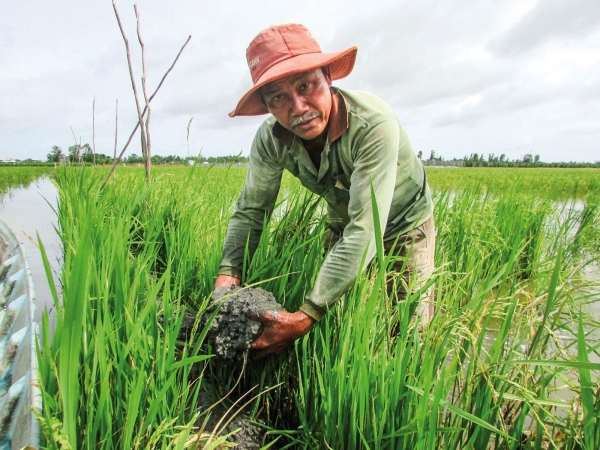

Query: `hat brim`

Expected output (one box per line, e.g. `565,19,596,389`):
229,46,357,117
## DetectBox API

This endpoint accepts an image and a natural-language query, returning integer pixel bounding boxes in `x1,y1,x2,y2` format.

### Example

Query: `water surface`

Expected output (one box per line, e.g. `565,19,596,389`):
0,177,60,324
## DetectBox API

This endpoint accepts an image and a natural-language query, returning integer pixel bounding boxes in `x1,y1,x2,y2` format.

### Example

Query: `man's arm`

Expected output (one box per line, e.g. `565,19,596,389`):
217,127,284,281
251,119,404,354
300,118,403,319
216,130,316,355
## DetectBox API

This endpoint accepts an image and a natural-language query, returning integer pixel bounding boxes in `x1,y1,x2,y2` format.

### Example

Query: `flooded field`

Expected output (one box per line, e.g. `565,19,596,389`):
1,166,599,449
0,176,60,326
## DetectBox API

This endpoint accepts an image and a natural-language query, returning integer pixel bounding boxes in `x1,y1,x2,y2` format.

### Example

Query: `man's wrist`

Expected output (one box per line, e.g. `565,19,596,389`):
215,274,241,288
292,310,316,335
218,265,243,280
299,301,326,321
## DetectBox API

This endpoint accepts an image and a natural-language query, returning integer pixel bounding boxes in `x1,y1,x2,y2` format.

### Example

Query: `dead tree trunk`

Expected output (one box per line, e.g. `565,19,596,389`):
187,117,194,158
112,0,150,180
100,35,190,190
100,0,192,190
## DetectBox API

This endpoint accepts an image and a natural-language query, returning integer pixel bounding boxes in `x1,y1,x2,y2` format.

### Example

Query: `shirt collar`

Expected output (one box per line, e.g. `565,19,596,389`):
272,87,349,147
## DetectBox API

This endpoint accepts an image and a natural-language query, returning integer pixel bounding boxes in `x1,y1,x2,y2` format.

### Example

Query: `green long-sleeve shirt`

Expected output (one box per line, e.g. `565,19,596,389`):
219,87,433,320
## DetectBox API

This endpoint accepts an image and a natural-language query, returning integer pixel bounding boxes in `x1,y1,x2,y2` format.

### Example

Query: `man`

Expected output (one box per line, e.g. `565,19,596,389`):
215,24,434,354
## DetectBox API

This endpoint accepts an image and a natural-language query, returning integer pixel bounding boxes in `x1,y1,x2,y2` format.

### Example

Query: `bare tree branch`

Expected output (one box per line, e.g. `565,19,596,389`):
111,0,148,179
100,34,191,190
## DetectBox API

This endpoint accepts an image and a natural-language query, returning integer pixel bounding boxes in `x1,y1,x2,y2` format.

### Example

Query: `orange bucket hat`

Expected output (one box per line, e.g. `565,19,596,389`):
229,23,357,117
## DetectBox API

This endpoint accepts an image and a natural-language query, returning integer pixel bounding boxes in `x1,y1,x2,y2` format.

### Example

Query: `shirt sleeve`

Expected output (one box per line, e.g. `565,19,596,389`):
300,118,402,320
218,130,283,279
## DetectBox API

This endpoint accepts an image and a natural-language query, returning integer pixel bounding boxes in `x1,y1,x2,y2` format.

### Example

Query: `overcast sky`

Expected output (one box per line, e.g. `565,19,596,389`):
1,0,599,163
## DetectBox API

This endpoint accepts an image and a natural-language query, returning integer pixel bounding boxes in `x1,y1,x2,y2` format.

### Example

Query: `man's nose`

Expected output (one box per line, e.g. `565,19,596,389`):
290,93,309,114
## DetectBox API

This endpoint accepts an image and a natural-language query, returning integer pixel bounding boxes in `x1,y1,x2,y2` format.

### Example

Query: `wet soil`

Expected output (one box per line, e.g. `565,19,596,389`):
203,285,282,362
195,380,268,450
177,286,284,448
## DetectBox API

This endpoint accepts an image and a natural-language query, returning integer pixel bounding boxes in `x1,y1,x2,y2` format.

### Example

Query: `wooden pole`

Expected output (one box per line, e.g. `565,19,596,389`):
92,96,97,165
114,99,118,162
135,4,152,180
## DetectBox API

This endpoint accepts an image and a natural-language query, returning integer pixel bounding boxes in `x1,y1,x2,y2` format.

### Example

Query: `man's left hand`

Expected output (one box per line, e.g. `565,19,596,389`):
249,309,316,355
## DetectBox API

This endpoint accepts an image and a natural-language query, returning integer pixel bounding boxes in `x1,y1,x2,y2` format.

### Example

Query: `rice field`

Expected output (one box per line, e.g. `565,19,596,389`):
3,165,600,449
0,166,53,199
426,167,600,200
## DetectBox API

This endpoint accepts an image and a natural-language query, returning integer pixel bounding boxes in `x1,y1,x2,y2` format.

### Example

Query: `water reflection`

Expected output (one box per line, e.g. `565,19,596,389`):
0,176,60,327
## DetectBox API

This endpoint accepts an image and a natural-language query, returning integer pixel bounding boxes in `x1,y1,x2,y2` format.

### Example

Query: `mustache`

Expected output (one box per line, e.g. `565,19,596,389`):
290,111,320,127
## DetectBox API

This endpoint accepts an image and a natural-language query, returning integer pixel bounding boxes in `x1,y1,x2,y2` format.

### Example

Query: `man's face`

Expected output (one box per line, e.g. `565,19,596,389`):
261,68,332,141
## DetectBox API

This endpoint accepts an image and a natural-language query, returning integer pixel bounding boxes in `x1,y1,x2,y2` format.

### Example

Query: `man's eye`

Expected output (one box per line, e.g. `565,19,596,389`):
299,82,310,91
271,95,284,104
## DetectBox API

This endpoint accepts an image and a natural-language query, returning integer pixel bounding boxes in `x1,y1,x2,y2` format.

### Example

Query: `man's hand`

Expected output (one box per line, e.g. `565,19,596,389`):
215,274,241,289
249,309,316,355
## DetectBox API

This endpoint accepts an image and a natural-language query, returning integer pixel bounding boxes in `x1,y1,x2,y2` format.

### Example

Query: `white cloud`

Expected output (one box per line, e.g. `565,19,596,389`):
456,94,482,112
526,45,600,85
488,0,600,56
1,0,599,163
456,45,492,63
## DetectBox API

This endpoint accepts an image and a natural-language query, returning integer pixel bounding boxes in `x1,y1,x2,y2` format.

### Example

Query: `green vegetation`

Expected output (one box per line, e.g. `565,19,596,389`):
123,153,249,165
427,167,600,199
0,166,53,198
33,166,600,449
44,143,249,166
420,150,600,168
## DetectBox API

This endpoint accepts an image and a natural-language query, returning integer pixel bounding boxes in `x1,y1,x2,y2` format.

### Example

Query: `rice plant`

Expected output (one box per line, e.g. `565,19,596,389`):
36,166,599,449
0,166,53,199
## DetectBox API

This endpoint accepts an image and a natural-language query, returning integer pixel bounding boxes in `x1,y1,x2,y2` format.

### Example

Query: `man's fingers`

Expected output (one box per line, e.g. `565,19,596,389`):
251,335,292,353
273,341,293,354
251,333,269,350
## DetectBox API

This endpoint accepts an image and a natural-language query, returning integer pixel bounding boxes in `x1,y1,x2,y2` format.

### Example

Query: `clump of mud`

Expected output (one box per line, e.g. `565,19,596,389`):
204,286,282,362
170,287,283,448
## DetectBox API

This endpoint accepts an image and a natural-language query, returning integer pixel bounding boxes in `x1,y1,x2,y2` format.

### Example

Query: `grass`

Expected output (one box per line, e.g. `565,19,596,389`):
34,165,600,449
426,167,600,200
0,166,53,199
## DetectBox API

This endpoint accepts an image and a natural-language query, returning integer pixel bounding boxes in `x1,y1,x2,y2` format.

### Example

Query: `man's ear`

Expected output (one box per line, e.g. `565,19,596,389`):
321,66,333,85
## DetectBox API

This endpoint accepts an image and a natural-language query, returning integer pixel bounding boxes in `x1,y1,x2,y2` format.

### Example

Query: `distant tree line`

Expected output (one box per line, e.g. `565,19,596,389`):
418,150,600,168
4,145,597,168
44,145,249,165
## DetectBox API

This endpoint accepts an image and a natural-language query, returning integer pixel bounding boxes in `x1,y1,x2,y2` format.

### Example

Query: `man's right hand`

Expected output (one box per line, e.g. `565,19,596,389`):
214,274,241,289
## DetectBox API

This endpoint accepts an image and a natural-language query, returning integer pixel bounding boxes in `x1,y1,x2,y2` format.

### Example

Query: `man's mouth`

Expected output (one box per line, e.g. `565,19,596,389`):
291,112,320,128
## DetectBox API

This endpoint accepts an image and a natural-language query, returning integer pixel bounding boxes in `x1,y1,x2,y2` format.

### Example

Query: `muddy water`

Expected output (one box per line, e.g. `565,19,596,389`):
0,177,60,329
478,260,600,414
580,261,600,365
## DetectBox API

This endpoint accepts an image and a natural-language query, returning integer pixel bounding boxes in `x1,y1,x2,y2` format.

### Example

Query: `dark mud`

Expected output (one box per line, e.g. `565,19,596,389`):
196,381,268,450
203,286,282,362
172,287,284,448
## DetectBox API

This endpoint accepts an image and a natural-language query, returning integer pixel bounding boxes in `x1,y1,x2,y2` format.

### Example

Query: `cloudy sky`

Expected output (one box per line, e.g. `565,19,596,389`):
1,0,599,163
